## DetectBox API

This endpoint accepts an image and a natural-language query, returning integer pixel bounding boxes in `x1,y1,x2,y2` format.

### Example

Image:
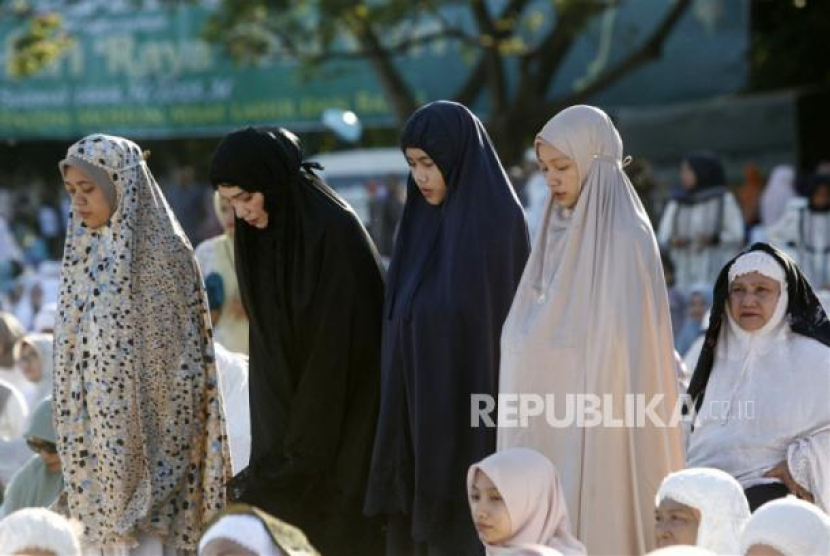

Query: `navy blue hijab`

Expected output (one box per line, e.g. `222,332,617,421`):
673,151,728,204
364,101,530,546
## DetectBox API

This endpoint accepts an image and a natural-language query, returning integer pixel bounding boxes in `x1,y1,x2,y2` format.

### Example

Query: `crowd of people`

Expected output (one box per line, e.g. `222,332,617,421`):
0,101,828,556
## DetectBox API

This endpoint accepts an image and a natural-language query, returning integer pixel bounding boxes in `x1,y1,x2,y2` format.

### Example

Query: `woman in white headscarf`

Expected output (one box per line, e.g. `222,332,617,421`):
685,243,830,513
0,507,82,556
55,134,231,553
13,333,53,408
654,468,750,554
767,173,830,290
198,503,319,556
195,193,249,354
759,165,796,232
498,105,683,555
467,448,585,555
739,497,830,556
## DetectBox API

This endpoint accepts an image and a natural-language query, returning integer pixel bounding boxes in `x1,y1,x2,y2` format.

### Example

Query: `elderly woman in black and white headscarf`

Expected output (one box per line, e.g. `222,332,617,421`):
686,243,830,513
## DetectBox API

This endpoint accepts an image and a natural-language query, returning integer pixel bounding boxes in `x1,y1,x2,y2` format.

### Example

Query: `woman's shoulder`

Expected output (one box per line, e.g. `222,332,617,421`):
788,332,830,365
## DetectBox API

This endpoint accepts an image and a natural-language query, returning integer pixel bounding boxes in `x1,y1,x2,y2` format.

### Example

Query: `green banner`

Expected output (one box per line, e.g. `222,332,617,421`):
0,1,748,139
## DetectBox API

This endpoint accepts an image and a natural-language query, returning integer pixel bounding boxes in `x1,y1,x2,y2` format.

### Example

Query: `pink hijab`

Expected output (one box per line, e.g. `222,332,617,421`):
467,449,586,555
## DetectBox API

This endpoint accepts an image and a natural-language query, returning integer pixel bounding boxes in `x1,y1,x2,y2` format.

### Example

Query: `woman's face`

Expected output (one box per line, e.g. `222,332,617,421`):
653,497,701,548
537,140,580,209
404,147,448,206
688,293,709,322
63,165,112,229
16,343,43,383
217,185,269,229
469,470,512,545
680,160,697,190
728,272,781,332
26,436,61,473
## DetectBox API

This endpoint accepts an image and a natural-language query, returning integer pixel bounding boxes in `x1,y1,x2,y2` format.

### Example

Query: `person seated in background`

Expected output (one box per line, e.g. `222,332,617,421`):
657,151,745,292
0,397,63,518
0,507,82,556
685,244,830,512
13,333,53,408
675,284,713,357
467,448,585,555
195,192,249,354
199,503,319,556
654,468,750,554
767,173,830,291
739,497,830,556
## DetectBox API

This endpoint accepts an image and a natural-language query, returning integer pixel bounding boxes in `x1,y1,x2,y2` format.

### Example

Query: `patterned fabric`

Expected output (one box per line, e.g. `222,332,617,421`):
54,134,230,550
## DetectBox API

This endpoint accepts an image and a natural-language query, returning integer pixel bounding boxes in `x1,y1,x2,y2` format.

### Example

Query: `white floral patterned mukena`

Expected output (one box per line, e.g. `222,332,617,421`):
54,134,231,551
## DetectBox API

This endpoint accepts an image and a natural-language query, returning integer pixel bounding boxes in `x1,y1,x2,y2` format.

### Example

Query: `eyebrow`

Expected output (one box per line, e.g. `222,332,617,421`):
407,154,433,163
64,178,94,187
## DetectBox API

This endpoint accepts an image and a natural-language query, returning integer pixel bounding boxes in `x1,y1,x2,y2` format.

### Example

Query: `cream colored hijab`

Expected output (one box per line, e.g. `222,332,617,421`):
499,105,683,555
467,449,585,555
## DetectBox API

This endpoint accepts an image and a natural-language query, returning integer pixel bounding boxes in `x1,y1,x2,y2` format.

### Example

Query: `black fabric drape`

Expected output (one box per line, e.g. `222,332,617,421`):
364,101,530,551
210,127,385,555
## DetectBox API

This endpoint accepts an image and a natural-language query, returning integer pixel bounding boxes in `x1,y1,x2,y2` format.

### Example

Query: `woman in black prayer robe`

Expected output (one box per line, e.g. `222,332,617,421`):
209,127,385,555
364,101,531,555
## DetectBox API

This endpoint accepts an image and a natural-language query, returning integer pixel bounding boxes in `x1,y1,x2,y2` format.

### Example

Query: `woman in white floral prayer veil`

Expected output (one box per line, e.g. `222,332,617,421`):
55,134,231,554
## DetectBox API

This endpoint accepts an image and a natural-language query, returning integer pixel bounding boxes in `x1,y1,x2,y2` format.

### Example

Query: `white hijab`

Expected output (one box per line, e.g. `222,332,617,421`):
13,333,54,405
739,497,830,556
199,514,283,556
656,468,750,554
760,165,795,228
467,448,586,555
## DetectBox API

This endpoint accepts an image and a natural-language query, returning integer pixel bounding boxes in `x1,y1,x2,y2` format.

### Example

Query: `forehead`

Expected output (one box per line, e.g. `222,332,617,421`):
730,271,779,288
63,164,95,183
657,497,696,513
217,184,245,197
536,140,571,162
405,147,432,160
472,469,497,490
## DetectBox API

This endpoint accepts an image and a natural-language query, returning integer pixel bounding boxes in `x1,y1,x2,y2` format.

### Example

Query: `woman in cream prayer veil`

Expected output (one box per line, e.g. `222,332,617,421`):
498,105,683,555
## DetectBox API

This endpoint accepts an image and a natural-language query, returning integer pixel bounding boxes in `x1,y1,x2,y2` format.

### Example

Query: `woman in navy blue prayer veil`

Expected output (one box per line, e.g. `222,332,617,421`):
364,101,530,555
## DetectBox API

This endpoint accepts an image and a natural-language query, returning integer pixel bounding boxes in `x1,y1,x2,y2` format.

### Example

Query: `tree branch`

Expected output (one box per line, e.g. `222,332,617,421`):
350,18,418,120
292,27,477,63
452,0,532,106
528,1,607,97
471,0,508,113
551,0,693,109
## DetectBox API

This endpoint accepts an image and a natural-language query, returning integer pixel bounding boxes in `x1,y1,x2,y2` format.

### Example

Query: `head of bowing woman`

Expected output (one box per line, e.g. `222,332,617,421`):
534,104,626,210
59,144,121,230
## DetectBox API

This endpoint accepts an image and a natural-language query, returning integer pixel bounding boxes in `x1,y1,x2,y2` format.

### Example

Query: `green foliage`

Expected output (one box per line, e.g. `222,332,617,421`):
749,0,830,91
8,11,74,77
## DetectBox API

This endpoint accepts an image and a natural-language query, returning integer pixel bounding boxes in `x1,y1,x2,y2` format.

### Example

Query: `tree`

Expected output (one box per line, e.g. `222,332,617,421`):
7,0,693,164
203,0,693,163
